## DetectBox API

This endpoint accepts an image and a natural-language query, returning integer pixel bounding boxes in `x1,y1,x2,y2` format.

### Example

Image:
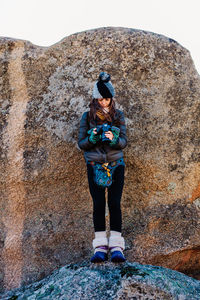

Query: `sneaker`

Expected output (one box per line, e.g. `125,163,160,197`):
111,250,126,263
91,251,108,263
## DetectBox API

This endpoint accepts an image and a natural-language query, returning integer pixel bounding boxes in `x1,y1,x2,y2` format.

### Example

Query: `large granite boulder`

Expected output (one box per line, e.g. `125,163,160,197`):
0,27,199,292
1,262,200,300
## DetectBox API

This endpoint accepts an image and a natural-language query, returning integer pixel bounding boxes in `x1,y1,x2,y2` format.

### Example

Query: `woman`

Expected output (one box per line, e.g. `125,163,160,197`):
78,72,127,263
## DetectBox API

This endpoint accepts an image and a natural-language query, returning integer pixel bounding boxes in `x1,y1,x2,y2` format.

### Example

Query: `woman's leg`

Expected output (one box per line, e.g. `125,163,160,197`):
107,165,126,262
87,163,108,262
86,163,106,231
107,164,125,232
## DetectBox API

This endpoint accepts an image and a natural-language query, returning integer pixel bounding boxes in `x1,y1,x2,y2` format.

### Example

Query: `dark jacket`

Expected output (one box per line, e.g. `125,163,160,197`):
78,109,127,163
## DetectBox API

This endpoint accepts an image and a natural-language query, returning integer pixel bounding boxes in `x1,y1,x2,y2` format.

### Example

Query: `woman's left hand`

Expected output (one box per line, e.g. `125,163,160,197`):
105,131,114,140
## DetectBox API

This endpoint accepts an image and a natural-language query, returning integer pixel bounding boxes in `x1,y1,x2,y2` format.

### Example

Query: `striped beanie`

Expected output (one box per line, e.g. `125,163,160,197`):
92,72,115,99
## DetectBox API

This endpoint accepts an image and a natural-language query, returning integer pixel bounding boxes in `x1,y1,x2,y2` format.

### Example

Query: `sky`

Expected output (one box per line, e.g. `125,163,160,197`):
1,0,200,74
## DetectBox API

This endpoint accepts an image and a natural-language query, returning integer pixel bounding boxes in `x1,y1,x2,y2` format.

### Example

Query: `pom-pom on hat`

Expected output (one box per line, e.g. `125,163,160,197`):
92,72,115,99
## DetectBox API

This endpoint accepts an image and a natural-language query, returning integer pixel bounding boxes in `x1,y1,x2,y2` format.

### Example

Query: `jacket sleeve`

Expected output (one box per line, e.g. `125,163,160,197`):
110,111,127,150
78,112,95,150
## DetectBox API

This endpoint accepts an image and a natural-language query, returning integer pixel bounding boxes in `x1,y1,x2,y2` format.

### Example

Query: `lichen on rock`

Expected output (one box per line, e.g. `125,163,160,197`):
1,262,200,300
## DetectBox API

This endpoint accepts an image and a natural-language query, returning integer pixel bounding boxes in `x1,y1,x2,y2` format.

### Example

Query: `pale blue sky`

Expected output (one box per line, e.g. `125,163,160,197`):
1,0,200,74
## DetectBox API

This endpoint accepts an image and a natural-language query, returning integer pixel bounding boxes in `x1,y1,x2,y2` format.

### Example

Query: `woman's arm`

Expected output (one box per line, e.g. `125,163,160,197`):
78,112,96,150
110,111,127,150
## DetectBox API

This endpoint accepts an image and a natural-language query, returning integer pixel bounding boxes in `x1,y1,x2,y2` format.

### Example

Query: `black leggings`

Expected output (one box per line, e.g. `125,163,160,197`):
87,163,125,232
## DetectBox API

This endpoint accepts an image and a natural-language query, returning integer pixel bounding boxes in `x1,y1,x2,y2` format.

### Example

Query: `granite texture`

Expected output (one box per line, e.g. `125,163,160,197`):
0,27,199,292
1,262,200,300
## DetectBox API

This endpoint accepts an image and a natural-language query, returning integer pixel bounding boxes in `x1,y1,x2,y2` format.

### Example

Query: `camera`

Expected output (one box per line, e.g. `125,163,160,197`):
96,123,111,142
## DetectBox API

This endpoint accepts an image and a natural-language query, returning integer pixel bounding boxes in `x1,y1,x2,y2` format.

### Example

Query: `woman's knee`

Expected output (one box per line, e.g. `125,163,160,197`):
93,200,105,211
108,200,121,212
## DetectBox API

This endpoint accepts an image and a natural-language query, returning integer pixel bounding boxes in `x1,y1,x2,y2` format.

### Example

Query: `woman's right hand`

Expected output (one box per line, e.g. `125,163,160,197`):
93,128,97,134
88,128,100,144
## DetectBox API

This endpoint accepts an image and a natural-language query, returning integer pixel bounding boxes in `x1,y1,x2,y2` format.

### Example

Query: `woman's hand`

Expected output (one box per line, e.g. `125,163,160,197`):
93,128,97,134
88,127,101,144
105,131,114,140
109,126,120,145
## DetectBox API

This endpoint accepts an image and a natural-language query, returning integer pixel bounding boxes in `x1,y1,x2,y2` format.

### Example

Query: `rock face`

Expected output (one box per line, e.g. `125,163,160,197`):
1,262,200,300
0,27,199,292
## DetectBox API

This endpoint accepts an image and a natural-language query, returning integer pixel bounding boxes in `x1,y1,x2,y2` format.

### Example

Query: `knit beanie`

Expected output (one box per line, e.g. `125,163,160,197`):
92,72,115,99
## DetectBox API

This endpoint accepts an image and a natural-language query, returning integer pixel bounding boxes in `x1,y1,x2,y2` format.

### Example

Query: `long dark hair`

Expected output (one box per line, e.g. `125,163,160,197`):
88,98,118,124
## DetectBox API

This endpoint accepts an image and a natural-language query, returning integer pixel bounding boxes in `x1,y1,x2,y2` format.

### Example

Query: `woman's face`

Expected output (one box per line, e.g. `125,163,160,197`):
98,98,111,108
